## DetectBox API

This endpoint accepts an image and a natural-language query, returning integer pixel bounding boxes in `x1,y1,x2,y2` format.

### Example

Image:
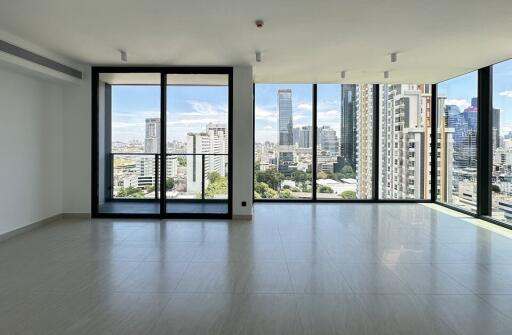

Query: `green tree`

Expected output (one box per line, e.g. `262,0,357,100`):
339,165,356,179
255,168,284,190
166,177,175,190
177,157,187,167
280,189,293,198
207,171,222,184
254,182,278,199
291,170,310,191
205,176,228,198
492,184,501,193
318,185,334,193
117,186,144,198
340,190,356,199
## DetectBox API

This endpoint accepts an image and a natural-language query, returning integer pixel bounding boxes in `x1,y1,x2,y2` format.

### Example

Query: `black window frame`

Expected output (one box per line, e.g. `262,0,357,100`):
91,66,233,219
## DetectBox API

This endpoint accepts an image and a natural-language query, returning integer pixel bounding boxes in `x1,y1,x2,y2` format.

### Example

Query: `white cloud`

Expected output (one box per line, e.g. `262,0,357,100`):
317,109,339,119
186,100,227,116
297,103,312,111
255,106,277,121
499,91,512,98
445,99,470,110
264,125,273,130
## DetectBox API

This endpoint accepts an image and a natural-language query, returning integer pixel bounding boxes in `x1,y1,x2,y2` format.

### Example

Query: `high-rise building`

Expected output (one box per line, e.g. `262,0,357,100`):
437,95,455,203
355,85,374,198
318,125,339,154
493,107,501,150
340,84,357,167
379,84,432,199
144,118,160,153
277,89,294,176
298,126,313,148
140,118,161,190
278,89,293,146
186,123,228,194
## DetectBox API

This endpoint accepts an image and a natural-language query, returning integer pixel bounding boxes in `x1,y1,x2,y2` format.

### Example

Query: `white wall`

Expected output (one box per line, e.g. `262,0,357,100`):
0,62,253,228
232,66,254,217
0,66,64,235
62,67,91,214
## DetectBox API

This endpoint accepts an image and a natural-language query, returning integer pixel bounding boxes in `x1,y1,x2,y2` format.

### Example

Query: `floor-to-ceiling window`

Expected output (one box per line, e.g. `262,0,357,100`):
378,84,432,200
315,84,374,199
254,83,374,201
93,68,232,218
491,59,512,223
254,84,313,199
437,71,478,212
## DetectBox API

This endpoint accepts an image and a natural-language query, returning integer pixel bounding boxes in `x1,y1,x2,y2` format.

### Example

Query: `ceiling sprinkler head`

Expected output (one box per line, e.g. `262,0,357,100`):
255,51,262,62
120,50,127,62
255,19,264,28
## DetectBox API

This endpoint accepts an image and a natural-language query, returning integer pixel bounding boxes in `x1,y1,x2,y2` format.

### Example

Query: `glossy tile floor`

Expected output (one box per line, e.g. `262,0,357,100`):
2,203,512,334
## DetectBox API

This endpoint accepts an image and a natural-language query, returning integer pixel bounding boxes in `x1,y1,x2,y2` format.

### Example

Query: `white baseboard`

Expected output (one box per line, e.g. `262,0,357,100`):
0,213,63,242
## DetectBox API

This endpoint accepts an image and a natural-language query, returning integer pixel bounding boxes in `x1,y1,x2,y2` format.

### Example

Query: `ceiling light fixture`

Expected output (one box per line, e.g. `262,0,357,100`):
255,19,264,28
120,50,128,62
340,70,346,79
390,52,397,63
384,71,389,79
255,51,262,62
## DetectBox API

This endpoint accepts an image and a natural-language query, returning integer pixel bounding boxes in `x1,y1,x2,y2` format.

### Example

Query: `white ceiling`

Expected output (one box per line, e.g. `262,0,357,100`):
0,0,511,83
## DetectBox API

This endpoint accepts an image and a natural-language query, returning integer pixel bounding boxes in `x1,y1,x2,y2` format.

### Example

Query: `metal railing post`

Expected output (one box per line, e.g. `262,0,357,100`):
155,154,159,200
201,154,206,200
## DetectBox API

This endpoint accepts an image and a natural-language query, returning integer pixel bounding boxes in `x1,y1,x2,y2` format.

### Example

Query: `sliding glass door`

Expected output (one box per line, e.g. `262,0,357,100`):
92,68,232,218
165,73,230,215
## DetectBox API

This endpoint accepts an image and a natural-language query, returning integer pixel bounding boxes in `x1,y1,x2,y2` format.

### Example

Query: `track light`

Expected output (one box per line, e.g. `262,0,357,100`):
340,70,346,79
120,50,127,62
255,51,262,62
384,71,389,79
390,52,397,63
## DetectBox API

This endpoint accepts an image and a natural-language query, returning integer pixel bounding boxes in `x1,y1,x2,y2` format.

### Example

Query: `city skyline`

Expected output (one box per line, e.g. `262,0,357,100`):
111,85,228,143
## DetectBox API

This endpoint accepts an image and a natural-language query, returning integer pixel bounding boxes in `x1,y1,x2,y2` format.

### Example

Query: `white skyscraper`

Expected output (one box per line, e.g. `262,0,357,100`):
186,123,228,194
355,85,374,199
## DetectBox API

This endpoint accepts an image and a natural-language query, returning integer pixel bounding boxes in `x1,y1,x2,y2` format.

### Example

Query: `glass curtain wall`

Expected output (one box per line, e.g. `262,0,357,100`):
315,84,374,199
254,83,373,200
491,59,512,223
437,71,478,212
254,84,313,199
378,84,432,200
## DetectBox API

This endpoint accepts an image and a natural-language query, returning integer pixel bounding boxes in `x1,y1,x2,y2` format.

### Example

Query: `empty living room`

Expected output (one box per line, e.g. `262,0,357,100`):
1,0,512,334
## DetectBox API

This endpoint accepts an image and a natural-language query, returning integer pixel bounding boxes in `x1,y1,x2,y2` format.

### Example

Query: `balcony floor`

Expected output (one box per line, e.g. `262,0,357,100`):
98,200,229,215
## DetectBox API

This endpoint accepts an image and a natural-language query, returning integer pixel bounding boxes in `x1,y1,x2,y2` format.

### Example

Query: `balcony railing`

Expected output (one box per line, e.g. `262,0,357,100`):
109,153,228,200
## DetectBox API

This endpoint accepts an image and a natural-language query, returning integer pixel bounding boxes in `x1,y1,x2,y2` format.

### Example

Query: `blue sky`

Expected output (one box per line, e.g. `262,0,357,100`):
255,84,341,143
111,85,228,143
438,59,512,134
